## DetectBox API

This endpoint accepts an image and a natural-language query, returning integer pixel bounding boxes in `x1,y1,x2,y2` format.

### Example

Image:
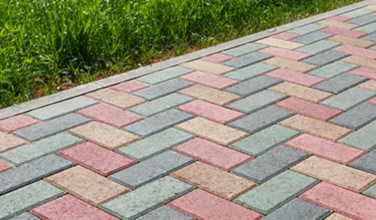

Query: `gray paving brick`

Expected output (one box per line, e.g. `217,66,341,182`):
227,106,295,133
287,24,327,35
221,43,267,57
132,79,194,100
224,75,282,97
301,50,349,66
294,40,340,55
338,120,376,151
13,113,91,142
137,206,195,220
137,67,194,85
10,213,41,220
329,103,376,130
361,32,376,42
110,151,194,189
350,148,376,175
354,22,376,34
223,63,277,81
313,73,368,94
231,145,309,184
262,198,331,220
122,109,194,138
306,61,358,79
290,32,333,45
221,52,272,69
347,15,376,26
0,154,75,195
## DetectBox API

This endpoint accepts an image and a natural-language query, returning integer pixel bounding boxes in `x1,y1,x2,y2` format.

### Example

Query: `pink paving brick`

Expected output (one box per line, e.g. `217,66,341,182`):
270,32,300,41
299,181,376,220
332,44,376,59
372,12,376,16
0,160,13,173
179,71,239,90
320,27,368,38
0,115,39,133
110,80,150,93
57,142,137,176
284,134,366,165
200,53,234,63
348,66,376,80
76,103,144,128
327,15,353,22
258,47,312,61
30,194,120,220
367,97,376,105
172,137,253,171
265,69,325,87
176,100,246,124
167,189,264,220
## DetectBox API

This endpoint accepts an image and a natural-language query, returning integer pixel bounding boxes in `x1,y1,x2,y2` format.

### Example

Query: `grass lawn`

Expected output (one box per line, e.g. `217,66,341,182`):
0,0,361,108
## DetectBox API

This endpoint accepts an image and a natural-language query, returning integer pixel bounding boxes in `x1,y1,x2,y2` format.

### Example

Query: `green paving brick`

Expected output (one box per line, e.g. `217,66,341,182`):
136,67,194,85
127,93,194,117
294,40,340,55
100,176,195,220
223,63,277,81
0,132,84,166
363,183,376,198
221,43,267,57
226,90,287,114
286,24,327,35
339,120,376,151
354,22,376,34
229,125,301,156
0,181,65,220
342,8,374,18
116,128,195,161
306,62,358,79
320,87,376,111
368,45,376,51
233,170,319,215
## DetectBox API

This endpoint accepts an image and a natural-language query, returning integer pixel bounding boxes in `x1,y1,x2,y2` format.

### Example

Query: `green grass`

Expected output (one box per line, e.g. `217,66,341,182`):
0,0,361,108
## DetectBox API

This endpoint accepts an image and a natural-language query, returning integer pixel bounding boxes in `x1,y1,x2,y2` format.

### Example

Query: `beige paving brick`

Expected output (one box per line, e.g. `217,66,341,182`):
170,161,257,200
268,82,333,103
178,84,242,106
278,115,353,142
262,57,318,73
44,165,130,206
326,35,376,48
180,60,236,75
357,80,376,92
341,55,376,69
174,117,249,146
316,20,360,30
364,5,376,10
86,88,147,109
69,121,141,150
291,156,376,192
325,213,354,220
256,38,305,50
0,131,28,153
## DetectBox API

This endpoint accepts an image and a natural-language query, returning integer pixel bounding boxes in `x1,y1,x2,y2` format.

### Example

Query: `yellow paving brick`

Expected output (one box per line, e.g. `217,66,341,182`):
261,57,318,73
363,5,376,10
180,60,236,75
291,156,376,193
86,88,147,109
325,213,354,220
316,20,360,30
357,80,376,92
0,131,28,153
341,55,376,69
326,35,376,48
256,38,305,50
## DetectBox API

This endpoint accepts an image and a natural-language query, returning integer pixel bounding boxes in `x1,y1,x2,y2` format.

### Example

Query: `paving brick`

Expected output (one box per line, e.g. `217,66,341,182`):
0,154,75,195
262,57,318,73
365,4,376,10
332,44,376,59
287,24,327,35
353,22,376,33
0,115,39,133
257,47,312,61
290,31,333,44
291,156,376,192
320,87,376,111
137,206,195,220
348,66,376,80
342,55,376,69
131,79,194,100
200,53,234,63
228,106,295,134
270,32,300,41
306,61,358,79
167,189,264,220
0,159,13,173
117,128,194,161
224,75,282,97
299,181,376,220
180,60,236,75
339,120,376,151
77,103,144,128
0,181,64,220
136,67,193,85
351,149,376,176
10,213,41,220
221,43,267,57
178,84,242,106
265,68,325,87
232,145,309,184
172,137,252,171
361,32,376,42
327,35,376,48
262,198,331,220
100,176,195,220
179,71,239,90
325,213,354,220
221,52,272,69
363,183,376,199
223,63,277,81
175,117,249,146
255,38,305,50
320,27,368,38
327,15,353,22
57,142,137,176
229,124,300,156
233,170,319,215
294,40,341,55
0,131,28,153
127,93,194,117
30,194,119,220
313,73,367,94
0,132,84,166
285,134,366,165
302,50,349,66
26,96,98,121
45,165,130,206
316,20,359,30
268,82,333,103
176,100,246,124
347,15,376,26
278,115,353,142
69,121,141,150
110,80,150,93
329,103,376,130
170,161,257,200
86,88,147,109
367,96,376,105
123,109,194,138
342,8,374,18
110,151,194,189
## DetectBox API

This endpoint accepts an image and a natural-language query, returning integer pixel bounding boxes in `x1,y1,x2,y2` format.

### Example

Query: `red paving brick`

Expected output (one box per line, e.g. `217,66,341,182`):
348,66,376,80
57,142,137,176
172,137,253,171
258,47,312,61
332,44,376,59
0,160,13,173
265,69,325,87
0,115,39,133
200,53,234,63
327,15,353,22
179,71,239,90
167,189,264,220
110,80,150,93
367,96,376,105
270,32,300,41
320,27,368,38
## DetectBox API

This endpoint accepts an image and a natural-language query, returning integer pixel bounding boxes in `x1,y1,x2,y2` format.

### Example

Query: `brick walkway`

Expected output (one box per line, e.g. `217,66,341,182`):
2,3,376,220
